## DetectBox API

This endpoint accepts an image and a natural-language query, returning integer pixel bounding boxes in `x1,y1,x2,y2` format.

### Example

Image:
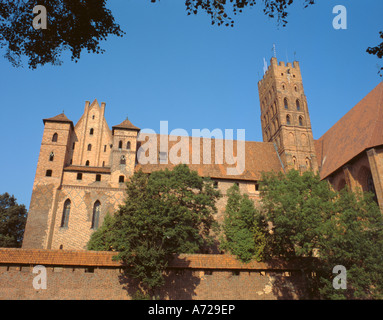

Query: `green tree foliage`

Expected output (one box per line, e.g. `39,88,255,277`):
87,164,220,297
260,170,337,259
317,190,383,299
367,31,383,76
0,193,28,248
220,183,267,262
2,1,381,73
0,0,124,68
259,169,383,299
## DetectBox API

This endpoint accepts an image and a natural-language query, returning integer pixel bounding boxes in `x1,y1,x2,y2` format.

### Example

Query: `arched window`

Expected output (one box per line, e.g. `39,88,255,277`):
90,128,94,135
338,179,346,191
87,144,92,151
96,174,101,182
49,152,54,162
86,160,90,166
119,175,125,183
127,141,131,150
91,201,101,230
284,98,288,109
61,199,71,228
120,155,126,165
286,115,291,125
305,157,311,169
118,140,123,149
292,156,298,170
296,99,301,111
367,173,378,203
52,133,58,142
299,116,304,126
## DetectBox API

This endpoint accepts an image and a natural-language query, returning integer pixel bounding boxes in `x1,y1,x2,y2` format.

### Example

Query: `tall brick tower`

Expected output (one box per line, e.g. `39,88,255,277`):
23,100,141,250
258,57,318,173
22,113,74,249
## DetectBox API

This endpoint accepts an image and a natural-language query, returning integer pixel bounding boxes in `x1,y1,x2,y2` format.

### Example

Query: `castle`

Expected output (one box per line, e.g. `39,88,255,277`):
22,57,383,250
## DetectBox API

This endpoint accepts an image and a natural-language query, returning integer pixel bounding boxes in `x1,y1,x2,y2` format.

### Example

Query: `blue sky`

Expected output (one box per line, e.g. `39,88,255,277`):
0,0,382,208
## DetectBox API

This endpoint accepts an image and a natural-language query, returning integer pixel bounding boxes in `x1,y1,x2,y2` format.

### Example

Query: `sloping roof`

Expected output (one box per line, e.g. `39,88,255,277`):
43,113,74,129
315,82,383,179
0,248,314,270
135,134,283,181
112,119,140,132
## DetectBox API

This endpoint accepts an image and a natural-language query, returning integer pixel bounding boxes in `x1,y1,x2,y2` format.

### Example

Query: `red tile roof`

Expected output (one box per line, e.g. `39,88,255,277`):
112,119,140,132
135,134,283,181
315,82,383,179
0,248,313,270
43,113,74,129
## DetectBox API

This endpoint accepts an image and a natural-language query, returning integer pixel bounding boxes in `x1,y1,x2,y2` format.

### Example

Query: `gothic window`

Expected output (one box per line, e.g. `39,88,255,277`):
49,152,54,161
338,179,346,191
127,141,131,150
77,173,82,180
286,115,291,125
91,201,101,230
305,157,311,169
96,174,101,182
299,116,304,126
86,160,90,166
102,161,105,167
294,85,298,92
284,98,288,109
52,133,58,142
292,156,298,170
120,155,126,165
296,99,301,111
118,140,123,149
88,144,92,151
367,173,378,203
61,199,71,228
90,128,94,135
119,175,125,183
46,170,52,177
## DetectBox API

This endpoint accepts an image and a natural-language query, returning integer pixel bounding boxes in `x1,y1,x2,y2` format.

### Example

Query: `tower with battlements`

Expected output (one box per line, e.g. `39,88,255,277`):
258,57,319,173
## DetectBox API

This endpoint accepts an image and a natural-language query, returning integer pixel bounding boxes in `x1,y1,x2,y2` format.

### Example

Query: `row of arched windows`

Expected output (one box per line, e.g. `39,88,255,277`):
286,114,305,126
52,134,133,153
118,140,131,150
61,199,101,229
284,98,302,111
292,156,312,170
